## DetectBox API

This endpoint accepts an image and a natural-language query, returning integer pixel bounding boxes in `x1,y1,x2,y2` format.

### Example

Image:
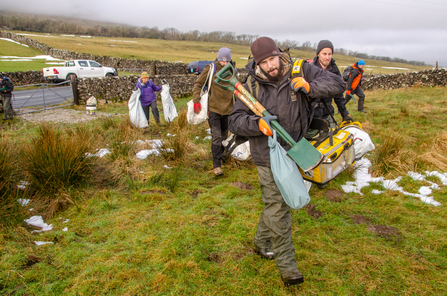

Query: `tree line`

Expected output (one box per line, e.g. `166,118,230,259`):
0,14,428,66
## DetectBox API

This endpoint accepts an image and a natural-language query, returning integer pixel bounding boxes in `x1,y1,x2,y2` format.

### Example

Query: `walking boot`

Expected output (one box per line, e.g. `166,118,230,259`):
281,269,304,287
254,246,275,260
358,110,367,113
213,167,223,176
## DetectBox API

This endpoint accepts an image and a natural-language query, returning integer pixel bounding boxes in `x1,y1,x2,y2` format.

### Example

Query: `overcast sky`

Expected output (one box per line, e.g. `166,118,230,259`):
3,0,447,67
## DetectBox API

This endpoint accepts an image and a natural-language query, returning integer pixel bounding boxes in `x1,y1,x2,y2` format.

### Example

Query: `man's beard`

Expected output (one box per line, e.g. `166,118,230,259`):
260,60,284,83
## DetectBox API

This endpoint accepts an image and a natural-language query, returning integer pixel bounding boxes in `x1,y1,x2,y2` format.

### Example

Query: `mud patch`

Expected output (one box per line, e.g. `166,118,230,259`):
324,189,344,202
208,252,222,263
230,182,254,190
368,225,402,241
23,254,41,268
351,215,372,225
305,204,323,219
189,189,203,198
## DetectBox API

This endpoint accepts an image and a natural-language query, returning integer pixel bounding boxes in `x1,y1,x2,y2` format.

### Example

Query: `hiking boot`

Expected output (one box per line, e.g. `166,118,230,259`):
254,246,275,260
280,269,304,287
214,167,223,176
358,110,367,113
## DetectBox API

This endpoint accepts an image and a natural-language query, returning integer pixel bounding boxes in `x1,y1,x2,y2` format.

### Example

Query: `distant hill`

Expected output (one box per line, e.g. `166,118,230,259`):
0,10,428,67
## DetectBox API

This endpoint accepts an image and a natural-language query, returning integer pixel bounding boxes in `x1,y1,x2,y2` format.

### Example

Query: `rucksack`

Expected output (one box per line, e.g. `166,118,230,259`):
342,66,353,82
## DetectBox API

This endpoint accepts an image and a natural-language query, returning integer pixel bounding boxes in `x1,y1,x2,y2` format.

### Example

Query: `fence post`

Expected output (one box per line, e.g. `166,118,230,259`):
71,75,79,105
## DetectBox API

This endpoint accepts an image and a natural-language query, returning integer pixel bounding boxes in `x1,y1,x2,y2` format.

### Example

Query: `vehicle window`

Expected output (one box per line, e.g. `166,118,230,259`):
78,61,88,67
68,61,75,66
89,61,102,67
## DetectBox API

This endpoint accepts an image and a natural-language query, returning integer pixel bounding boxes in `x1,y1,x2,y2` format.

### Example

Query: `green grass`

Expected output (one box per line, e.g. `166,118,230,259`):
1,84,447,293
0,39,48,72
3,31,432,75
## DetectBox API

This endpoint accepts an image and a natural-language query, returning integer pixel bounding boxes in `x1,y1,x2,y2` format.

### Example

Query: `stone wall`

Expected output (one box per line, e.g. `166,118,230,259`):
76,75,197,102
362,69,447,91
0,31,187,75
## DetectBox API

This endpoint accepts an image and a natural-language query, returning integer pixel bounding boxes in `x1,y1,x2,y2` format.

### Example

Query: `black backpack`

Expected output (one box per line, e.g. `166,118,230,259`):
342,66,353,82
2,77,14,91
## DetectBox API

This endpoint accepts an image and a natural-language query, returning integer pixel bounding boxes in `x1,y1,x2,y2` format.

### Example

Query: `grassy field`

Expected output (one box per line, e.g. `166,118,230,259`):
1,85,447,295
1,31,432,75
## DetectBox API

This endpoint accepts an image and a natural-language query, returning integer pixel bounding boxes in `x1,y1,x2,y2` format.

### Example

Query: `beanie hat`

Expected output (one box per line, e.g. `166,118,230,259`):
217,47,231,62
141,71,149,78
358,60,365,66
250,37,281,65
316,40,334,55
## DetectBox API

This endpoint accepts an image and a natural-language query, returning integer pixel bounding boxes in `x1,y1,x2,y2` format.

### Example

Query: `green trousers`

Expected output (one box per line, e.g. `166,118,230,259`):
254,166,297,272
1,94,13,120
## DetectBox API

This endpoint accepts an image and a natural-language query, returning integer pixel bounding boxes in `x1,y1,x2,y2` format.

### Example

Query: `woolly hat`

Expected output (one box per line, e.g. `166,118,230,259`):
250,37,281,65
316,40,334,55
358,60,365,66
141,71,149,78
217,47,232,62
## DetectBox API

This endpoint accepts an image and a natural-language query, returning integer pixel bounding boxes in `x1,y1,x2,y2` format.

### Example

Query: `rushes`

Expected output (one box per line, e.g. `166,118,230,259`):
22,124,95,194
0,138,27,227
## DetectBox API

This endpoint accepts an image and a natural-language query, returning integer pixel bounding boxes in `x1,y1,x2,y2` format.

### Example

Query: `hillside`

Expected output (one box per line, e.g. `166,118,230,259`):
1,31,432,75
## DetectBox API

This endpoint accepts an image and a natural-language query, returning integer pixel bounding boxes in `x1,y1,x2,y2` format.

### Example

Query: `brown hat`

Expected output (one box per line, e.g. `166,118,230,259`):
141,71,149,78
251,37,281,65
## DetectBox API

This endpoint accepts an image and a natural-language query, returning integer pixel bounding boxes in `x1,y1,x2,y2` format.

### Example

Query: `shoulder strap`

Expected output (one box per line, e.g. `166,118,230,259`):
247,75,259,99
291,59,305,78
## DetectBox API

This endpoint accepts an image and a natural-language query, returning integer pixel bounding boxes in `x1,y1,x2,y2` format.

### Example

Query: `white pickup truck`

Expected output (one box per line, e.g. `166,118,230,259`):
42,60,118,81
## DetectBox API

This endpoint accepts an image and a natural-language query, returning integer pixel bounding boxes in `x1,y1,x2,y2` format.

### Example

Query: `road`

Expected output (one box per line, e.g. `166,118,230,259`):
11,85,73,112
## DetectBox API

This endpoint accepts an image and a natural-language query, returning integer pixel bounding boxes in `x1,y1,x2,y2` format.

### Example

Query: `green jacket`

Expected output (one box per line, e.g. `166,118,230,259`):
192,62,234,115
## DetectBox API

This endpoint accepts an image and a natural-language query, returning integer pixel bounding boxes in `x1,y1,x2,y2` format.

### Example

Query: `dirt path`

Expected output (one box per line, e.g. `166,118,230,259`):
18,109,120,124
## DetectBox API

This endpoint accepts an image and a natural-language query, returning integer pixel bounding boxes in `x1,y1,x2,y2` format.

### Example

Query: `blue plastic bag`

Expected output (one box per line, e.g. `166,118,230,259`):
269,131,310,209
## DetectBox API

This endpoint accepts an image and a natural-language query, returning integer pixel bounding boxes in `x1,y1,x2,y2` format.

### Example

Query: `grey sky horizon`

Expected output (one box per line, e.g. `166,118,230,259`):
2,0,447,67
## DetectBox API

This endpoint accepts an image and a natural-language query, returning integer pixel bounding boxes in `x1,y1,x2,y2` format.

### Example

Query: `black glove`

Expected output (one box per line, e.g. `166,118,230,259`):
342,115,353,123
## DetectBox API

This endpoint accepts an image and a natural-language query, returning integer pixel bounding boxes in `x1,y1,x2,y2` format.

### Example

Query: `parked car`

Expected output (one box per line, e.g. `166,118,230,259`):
42,60,118,81
187,60,214,75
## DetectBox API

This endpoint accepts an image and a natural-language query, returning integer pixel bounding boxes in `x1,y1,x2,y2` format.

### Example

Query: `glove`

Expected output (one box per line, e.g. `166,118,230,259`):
258,115,277,136
290,77,310,94
194,103,201,114
346,90,351,95
342,115,353,123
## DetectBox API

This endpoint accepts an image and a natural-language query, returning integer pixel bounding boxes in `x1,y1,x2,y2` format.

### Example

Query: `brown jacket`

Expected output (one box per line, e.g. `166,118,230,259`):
192,62,234,115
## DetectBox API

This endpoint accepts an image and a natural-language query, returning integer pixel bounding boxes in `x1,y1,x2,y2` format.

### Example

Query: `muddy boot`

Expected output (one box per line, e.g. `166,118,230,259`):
213,167,223,176
281,269,304,287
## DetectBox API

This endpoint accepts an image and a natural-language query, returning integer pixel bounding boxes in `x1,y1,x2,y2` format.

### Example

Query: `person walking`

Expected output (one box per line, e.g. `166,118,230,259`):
192,47,234,176
309,40,352,127
345,60,367,113
0,75,14,120
136,71,162,125
228,37,345,286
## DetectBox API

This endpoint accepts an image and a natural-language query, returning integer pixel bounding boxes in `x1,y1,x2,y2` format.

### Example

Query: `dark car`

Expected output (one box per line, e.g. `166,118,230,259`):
187,60,214,75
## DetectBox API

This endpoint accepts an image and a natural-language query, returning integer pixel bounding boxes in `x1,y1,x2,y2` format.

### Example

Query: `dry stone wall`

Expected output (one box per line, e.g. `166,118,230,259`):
362,69,447,91
76,75,197,103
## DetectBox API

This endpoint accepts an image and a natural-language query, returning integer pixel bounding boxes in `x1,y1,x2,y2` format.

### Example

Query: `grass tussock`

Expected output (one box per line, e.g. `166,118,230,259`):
22,124,96,194
0,138,29,227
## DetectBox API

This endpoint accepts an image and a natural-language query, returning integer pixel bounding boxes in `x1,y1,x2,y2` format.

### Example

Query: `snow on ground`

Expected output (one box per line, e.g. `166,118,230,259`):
341,158,444,206
0,37,29,47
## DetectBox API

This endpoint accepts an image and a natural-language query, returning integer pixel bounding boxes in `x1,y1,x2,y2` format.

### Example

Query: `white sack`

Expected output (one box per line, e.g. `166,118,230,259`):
128,88,148,128
342,126,375,159
160,82,178,122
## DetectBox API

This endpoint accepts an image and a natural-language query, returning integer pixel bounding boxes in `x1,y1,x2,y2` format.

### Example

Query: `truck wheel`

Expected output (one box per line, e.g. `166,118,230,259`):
106,73,114,77
67,74,77,80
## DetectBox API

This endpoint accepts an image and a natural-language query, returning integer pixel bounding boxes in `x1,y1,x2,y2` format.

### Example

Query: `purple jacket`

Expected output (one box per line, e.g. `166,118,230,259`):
136,79,162,106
